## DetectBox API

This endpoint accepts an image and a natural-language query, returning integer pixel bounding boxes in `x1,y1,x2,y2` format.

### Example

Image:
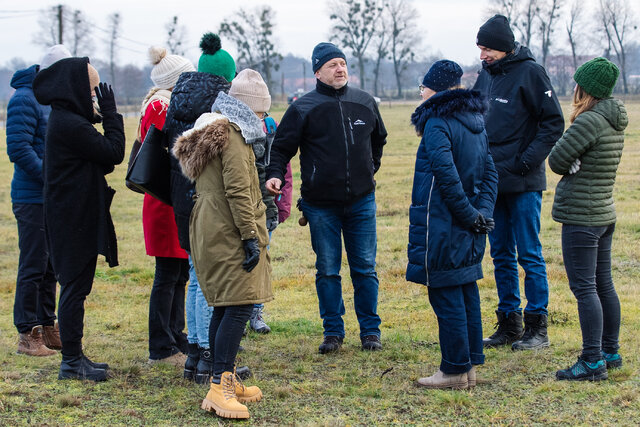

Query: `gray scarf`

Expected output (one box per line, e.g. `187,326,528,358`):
211,92,265,145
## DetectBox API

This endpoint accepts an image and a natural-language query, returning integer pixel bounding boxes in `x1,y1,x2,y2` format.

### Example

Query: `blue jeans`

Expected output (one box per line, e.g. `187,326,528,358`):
489,191,548,315
300,192,381,339
186,255,213,348
428,282,484,374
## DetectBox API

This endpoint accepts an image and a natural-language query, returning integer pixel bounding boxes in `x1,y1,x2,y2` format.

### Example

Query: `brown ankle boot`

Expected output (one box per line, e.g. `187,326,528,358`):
42,322,62,350
201,372,250,419
17,326,58,357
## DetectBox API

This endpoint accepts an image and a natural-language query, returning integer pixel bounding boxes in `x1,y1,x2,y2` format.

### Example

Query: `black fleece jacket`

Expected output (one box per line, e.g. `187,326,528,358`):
266,80,387,205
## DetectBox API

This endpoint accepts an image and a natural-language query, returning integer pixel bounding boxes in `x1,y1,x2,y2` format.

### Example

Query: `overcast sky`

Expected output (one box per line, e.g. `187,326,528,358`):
0,0,491,68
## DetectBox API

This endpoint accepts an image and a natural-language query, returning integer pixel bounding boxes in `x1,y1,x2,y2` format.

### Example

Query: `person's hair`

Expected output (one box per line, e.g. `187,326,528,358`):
571,85,600,123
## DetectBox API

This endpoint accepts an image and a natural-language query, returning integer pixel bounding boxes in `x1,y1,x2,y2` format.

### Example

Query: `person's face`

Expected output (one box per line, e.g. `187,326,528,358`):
478,45,507,64
420,85,437,101
315,57,348,89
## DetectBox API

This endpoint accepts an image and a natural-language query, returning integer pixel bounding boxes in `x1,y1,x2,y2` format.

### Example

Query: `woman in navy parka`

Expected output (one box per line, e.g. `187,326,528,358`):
407,60,498,389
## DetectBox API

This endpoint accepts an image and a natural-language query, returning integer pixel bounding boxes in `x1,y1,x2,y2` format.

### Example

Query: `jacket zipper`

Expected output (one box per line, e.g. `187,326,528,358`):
425,176,435,286
337,94,351,198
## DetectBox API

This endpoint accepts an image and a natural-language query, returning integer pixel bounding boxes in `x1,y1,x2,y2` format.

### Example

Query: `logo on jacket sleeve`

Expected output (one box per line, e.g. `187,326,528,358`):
353,119,366,125
545,90,552,97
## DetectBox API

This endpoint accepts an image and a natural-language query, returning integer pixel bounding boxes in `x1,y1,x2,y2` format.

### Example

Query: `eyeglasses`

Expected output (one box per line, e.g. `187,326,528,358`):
419,84,426,93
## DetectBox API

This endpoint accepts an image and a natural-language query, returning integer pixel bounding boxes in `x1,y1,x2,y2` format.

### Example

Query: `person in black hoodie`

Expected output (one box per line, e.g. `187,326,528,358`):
33,57,125,381
472,15,564,351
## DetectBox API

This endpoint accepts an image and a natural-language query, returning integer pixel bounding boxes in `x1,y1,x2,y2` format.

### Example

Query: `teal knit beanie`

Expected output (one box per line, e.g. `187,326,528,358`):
574,57,619,99
198,33,236,82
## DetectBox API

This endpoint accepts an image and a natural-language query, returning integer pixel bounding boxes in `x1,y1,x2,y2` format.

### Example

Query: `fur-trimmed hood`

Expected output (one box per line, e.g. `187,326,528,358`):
172,112,231,181
411,89,486,136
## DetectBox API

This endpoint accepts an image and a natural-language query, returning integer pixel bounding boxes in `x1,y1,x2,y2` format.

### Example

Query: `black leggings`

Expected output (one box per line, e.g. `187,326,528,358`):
209,304,253,374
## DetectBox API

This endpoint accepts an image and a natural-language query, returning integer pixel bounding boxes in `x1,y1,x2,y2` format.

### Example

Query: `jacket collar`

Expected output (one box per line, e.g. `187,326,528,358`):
411,89,486,135
316,79,348,96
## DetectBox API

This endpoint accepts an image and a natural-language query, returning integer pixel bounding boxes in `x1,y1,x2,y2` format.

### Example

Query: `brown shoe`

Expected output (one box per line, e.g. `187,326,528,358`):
148,352,187,367
416,370,468,389
17,326,58,357
42,322,62,350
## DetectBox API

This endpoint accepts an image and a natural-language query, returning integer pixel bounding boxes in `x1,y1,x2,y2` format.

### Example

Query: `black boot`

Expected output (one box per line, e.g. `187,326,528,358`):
195,347,213,384
512,313,550,351
483,311,523,348
59,354,108,382
184,343,200,381
82,353,109,370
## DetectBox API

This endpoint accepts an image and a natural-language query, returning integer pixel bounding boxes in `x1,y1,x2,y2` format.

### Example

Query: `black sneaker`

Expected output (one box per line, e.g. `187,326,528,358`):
556,357,608,381
361,335,382,351
602,351,623,369
318,336,343,354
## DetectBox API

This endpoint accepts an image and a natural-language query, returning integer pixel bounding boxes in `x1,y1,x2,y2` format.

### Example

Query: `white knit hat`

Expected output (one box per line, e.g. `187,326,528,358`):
40,44,72,69
149,46,195,90
229,69,271,113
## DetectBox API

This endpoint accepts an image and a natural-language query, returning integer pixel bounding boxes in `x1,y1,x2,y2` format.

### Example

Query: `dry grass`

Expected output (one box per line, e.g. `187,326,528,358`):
0,100,638,425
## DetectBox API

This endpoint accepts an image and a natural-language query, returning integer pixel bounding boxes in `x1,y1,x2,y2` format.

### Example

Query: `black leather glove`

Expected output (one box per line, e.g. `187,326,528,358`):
471,214,495,234
242,238,260,272
95,82,117,115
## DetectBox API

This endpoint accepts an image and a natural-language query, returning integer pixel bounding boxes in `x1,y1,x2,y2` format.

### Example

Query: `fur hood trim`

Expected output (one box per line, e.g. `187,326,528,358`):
411,89,486,135
172,112,230,181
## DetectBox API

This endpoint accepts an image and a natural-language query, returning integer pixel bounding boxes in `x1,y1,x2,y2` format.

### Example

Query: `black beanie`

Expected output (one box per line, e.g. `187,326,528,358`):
422,60,463,92
312,42,346,73
476,14,515,52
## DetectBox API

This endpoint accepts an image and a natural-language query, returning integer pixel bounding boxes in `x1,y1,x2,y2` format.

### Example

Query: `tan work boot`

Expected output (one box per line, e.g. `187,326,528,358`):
42,322,62,350
467,366,476,388
201,371,250,419
17,326,57,357
148,352,187,367
234,370,262,403
416,370,468,389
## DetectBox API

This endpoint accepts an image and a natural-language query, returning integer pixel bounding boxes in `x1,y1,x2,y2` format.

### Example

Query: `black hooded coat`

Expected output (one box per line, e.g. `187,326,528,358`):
33,57,125,284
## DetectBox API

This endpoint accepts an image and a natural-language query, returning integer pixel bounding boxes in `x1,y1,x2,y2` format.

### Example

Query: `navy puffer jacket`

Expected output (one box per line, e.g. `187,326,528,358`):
6,65,48,203
406,89,498,287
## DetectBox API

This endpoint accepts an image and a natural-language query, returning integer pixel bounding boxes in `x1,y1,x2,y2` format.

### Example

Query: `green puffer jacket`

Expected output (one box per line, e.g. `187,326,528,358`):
549,98,627,226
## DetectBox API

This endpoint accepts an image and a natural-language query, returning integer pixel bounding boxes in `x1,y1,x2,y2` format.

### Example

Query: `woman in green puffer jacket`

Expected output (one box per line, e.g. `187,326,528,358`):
548,57,628,382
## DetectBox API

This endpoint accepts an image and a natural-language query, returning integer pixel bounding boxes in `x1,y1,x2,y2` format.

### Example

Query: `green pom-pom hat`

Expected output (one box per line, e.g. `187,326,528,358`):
198,33,236,82
574,57,620,99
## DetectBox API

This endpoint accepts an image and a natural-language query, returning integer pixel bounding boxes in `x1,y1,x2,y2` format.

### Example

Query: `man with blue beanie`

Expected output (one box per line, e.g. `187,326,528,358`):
266,42,387,354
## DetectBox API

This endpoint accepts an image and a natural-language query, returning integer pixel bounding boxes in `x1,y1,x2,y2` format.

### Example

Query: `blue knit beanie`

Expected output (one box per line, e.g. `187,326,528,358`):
312,42,346,73
422,60,463,92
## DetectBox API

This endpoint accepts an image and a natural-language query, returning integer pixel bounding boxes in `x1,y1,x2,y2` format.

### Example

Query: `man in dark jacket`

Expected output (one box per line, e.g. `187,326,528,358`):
472,15,564,351
33,57,125,381
266,42,387,354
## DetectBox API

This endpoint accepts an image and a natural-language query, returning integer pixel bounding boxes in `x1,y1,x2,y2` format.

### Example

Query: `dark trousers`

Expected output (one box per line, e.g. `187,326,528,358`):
428,282,484,374
562,224,620,361
209,304,253,374
58,256,97,357
12,203,57,333
149,257,189,359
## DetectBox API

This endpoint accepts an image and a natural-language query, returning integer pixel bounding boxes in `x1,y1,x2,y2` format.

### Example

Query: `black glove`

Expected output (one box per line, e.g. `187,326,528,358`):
95,82,117,115
242,238,260,272
471,214,495,234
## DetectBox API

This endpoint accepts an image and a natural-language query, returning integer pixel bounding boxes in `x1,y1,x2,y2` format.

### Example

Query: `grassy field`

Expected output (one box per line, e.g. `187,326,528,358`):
0,100,638,426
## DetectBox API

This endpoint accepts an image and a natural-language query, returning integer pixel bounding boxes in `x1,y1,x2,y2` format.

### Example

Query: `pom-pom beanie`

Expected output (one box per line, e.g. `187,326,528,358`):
198,33,236,82
149,46,195,89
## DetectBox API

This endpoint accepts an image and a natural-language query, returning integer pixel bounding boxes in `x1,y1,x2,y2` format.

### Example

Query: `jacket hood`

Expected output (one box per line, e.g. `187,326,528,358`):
592,98,628,132
411,89,486,135
169,71,231,124
11,65,38,90
32,57,95,122
483,43,536,75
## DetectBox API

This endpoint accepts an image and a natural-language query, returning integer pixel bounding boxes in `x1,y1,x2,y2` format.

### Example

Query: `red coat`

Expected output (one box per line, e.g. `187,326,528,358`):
141,98,188,259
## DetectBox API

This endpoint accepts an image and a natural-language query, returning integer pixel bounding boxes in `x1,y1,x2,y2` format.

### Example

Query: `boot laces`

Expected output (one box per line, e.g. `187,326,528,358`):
222,374,237,400
233,367,246,393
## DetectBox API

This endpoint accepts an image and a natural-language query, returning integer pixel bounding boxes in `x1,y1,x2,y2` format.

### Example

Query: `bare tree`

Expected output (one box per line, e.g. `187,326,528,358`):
487,0,520,22
371,14,391,97
514,0,539,47
107,13,121,86
33,5,92,55
165,16,188,56
597,0,637,94
68,9,93,56
387,0,419,98
219,6,282,93
329,0,384,90
565,0,583,70
538,0,563,67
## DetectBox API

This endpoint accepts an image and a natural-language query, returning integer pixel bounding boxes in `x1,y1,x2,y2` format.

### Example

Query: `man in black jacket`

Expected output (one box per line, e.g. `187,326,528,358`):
266,42,387,354
473,15,564,351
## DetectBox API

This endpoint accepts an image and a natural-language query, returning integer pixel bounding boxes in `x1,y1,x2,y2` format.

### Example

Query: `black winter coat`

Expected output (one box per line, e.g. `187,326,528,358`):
266,80,387,205
33,57,125,283
163,72,230,251
406,89,498,287
473,45,564,193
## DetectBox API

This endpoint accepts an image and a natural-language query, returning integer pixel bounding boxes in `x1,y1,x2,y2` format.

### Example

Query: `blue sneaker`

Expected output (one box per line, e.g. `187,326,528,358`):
602,351,623,369
556,357,608,381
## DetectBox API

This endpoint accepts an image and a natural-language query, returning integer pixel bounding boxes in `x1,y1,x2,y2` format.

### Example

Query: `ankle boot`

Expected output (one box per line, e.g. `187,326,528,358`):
512,313,550,351
483,311,523,348
17,326,57,357
82,353,109,370
416,370,468,389
59,354,108,382
184,343,200,380
195,347,214,384
201,372,250,419
234,367,262,403
42,322,62,350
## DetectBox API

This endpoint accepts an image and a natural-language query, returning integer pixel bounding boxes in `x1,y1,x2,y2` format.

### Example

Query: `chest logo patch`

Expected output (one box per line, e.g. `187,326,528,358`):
494,98,509,104
353,119,366,125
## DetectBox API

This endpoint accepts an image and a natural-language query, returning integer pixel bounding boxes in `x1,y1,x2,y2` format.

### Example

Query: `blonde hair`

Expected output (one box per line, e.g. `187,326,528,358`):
570,85,600,123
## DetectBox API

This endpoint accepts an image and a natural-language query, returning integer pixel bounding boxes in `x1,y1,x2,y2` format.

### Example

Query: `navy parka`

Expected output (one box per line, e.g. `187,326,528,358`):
406,89,498,287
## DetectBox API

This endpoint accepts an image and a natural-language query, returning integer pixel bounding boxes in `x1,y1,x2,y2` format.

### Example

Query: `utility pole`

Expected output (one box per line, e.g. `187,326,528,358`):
57,4,63,44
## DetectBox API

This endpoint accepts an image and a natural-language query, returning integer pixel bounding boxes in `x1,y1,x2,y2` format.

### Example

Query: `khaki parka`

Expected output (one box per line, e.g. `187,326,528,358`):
173,112,272,306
